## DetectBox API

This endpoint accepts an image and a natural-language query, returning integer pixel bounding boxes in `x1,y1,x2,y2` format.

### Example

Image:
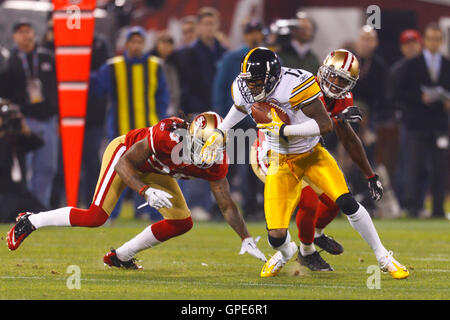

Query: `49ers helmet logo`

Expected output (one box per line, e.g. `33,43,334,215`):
194,115,207,129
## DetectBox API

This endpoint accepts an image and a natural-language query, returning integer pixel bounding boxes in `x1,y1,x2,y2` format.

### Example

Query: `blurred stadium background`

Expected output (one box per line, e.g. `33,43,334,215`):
0,0,449,223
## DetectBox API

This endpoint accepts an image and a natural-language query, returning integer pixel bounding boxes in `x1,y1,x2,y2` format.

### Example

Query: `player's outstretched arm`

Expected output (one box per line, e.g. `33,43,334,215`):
277,98,333,138
209,177,267,262
334,120,373,178
200,105,247,164
334,120,383,201
297,98,334,135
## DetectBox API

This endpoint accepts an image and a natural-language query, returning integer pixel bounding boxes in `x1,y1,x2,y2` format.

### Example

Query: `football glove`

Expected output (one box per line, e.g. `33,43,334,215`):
336,106,362,123
239,236,267,262
144,187,173,210
200,129,225,165
368,174,383,201
256,109,287,141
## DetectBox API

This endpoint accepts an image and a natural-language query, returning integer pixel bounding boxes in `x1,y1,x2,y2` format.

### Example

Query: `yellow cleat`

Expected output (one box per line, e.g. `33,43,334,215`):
261,251,285,277
379,251,410,279
260,242,298,278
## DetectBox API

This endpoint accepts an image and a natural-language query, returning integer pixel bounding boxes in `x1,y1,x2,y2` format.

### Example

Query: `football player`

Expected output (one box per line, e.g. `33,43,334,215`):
200,47,409,279
251,49,384,272
7,112,267,268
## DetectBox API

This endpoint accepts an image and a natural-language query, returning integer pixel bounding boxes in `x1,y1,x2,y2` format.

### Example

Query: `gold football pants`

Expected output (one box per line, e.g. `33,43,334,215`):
91,136,191,219
264,143,349,229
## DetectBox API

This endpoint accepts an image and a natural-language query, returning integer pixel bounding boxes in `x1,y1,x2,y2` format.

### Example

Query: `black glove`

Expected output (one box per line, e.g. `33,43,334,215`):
368,174,383,201
336,106,362,123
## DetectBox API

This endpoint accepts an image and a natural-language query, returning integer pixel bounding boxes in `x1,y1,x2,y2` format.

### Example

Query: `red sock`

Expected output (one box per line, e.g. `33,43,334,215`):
69,204,109,227
151,217,193,242
315,194,340,230
295,186,319,244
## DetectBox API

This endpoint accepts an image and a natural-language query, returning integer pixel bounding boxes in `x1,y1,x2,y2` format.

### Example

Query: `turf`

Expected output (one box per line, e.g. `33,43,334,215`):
0,209,449,300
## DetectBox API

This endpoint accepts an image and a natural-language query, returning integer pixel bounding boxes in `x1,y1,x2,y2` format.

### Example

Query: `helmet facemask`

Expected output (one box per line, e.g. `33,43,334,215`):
187,113,225,168
237,69,280,104
318,64,357,99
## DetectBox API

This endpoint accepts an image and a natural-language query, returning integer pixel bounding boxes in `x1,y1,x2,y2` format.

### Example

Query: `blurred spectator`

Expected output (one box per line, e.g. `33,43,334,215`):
174,7,227,220
398,23,450,218
0,46,9,72
388,29,425,209
276,11,320,74
212,20,266,219
175,7,227,117
90,26,169,221
0,19,59,209
0,99,46,222
353,25,389,125
179,15,197,48
150,30,181,116
349,25,389,211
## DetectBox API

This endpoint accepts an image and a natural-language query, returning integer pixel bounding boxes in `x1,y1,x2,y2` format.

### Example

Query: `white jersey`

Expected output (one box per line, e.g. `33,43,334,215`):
231,67,322,154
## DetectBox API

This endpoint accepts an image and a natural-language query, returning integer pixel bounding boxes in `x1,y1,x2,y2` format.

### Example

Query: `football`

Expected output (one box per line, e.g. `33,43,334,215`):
251,101,290,125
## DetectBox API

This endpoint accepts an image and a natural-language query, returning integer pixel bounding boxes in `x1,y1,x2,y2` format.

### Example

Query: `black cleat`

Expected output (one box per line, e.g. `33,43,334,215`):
297,251,334,271
313,234,344,255
103,249,143,270
7,212,36,250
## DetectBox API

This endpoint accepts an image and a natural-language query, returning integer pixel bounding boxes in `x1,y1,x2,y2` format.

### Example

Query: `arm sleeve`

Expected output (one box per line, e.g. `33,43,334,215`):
218,105,248,131
283,119,320,137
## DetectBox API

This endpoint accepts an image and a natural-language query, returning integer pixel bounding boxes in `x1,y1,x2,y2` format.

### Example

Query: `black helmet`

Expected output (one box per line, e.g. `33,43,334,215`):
237,47,281,104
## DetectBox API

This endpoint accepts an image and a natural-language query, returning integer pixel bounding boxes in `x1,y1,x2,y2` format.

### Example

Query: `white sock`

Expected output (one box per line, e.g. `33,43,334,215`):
300,242,316,256
314,228,324,238
271,232,296,262
116,225,161,261
28,207,72,229
346,204,388,260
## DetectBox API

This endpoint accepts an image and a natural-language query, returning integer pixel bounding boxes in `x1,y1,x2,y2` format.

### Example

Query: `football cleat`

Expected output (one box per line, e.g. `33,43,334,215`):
103,249,143,270
7,212,35,251
378,251,409,279
297,251,334,271
260,242,297,277
313,234,344,255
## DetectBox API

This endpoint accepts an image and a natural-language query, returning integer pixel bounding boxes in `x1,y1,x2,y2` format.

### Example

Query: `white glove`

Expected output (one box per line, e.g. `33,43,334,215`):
239,236,267,262
144,187,173,210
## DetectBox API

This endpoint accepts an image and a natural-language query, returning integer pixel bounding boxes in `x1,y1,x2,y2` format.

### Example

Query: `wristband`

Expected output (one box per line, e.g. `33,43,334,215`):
139,185,150,197
279,124,287,142
367,174,377,180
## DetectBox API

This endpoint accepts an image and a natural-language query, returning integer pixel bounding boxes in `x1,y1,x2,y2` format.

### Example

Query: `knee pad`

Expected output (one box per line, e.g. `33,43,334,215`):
335,193,359,216
268,232,289,249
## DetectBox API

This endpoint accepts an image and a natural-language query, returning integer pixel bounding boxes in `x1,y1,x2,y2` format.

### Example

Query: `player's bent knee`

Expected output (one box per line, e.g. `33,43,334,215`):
151,216,193,242
69,205,109,227
335,193,359,216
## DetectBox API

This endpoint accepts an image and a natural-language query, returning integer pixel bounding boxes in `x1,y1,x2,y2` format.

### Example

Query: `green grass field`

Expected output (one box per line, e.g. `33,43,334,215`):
0,205,449,300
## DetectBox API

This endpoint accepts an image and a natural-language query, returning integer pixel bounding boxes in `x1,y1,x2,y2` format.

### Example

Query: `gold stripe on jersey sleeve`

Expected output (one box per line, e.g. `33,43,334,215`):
291,75,314,96
289,80,321,109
